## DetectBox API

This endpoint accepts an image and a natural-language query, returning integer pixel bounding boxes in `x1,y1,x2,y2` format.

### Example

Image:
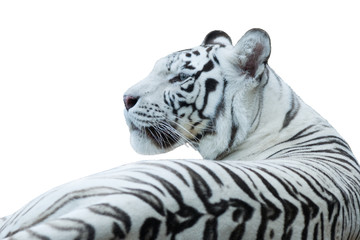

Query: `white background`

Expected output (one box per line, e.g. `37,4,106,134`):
0,0,359,217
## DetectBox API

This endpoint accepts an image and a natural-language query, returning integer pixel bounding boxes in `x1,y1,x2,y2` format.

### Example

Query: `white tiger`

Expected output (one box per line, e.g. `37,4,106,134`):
1,28,359,240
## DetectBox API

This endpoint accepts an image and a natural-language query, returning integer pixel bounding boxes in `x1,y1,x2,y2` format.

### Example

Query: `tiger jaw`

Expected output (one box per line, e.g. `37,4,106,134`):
124,101,212,154
124,105,190,154
128,124,181,154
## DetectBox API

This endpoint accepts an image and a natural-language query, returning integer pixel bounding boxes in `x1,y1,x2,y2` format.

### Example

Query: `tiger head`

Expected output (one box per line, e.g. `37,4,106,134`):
124,29,271,159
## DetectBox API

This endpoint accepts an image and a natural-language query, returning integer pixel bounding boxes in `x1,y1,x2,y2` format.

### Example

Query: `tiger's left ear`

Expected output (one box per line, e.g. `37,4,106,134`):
234,28,271,80
202,30,232,46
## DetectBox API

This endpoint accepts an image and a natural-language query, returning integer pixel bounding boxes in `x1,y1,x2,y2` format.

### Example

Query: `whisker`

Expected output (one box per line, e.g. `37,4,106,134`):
135,114,214,150
147,124,165,149
161,120,199,149
175,117,215,133
156,121,184,145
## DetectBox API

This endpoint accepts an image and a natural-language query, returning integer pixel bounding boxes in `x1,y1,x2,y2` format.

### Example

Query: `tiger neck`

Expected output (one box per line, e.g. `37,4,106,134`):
197,66,335,161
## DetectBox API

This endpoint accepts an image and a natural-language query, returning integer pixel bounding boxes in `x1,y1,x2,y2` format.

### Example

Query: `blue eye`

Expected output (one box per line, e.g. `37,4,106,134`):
179,73,191,81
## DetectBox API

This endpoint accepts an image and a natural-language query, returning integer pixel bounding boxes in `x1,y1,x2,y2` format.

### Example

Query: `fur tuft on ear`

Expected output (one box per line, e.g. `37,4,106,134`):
202,30,232,46
235,28,271,79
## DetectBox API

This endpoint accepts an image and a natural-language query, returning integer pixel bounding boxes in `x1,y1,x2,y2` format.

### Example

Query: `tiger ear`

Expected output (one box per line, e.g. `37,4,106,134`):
202,30,232,46
234,28,271,80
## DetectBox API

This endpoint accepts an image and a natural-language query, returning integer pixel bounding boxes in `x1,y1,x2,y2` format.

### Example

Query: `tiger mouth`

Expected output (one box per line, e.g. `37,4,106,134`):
131,123,181,149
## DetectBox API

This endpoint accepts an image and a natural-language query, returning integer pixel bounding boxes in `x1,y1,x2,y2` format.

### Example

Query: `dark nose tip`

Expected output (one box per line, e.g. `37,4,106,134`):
123,95,139,111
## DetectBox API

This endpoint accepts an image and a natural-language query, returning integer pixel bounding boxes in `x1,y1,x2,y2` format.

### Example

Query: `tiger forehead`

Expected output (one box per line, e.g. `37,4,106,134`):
165,46,215,71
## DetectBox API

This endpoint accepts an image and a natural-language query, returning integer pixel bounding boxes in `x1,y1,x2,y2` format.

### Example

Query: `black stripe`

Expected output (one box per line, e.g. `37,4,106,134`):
48,218,95,240
255,167,299,234
191,162,224,186
214,78,227,120
175,162,227,216
229,198,254,221
283,200,299,233
166,207,202,237
180,83,194,92
247,168,281,199
231,165,259,190
287,125,319,141
313,222,319,240
123,188,165,216
282,91,300,129
174,162,211,198
295,135,351,150
184,61,195,70
300,201,310,240
215,95,238,160
122,176,166,196
283,165,341,221
330,206,340,240
206,46,213,54
194,60,215,79
112,222,126,239
203,60,214,72
26,230,51,240
219,165,257,200
256,202,268,240
213,55,220,65
140,162,190,186
228,199,253,240
266,125,321,159
203,218,218,240
7,187,123,237
140,217,161,240
320,213,324,240
88,203,131,233
312,156,353,172
136,171,185,206
198,78,218,119
341,207,346,240
229,224,246,240
299,193,320,240
228,118,238,149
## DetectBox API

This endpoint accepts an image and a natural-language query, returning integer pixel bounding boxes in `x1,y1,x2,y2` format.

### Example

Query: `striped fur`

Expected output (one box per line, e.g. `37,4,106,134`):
1,29,359,239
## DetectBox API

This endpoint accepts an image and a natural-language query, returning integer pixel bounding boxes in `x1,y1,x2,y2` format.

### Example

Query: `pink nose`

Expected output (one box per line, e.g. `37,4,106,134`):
123,95,139,110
